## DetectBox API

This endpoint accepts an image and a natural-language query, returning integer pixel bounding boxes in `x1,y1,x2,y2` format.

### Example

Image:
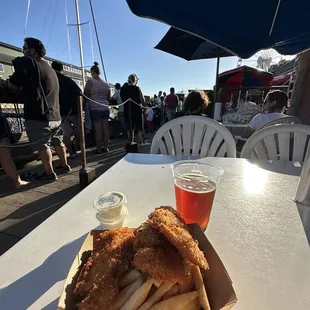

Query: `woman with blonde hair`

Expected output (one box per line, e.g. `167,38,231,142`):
84,62,110,153
175,90,209,118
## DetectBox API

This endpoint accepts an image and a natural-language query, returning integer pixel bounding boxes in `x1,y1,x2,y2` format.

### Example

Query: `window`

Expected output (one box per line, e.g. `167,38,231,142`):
0,64,4,73
63,65,70,71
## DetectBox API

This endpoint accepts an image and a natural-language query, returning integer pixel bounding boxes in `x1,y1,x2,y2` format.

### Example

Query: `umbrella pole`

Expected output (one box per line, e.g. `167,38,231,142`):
214,50,220,101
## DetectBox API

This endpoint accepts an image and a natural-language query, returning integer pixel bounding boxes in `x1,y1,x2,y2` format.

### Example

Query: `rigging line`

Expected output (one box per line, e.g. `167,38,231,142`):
39,0,53,37
65,0,72,64
24,0,31,36
88,0,108,82
89,22,95,64
56,46,69,59
46,0,60,48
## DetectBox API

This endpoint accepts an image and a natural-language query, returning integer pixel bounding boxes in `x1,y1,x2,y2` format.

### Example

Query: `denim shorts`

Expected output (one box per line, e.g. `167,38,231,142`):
90,110,110,122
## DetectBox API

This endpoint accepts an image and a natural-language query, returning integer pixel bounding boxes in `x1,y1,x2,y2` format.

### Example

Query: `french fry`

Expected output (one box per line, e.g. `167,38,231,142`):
178,271,194,294
138,282,174,310
192,265,210,310
149,291,199,310
162,284,179,300
120,278,154,310
152,279,163,288
119,269,141,289
181,299,200,310
111,275,144,310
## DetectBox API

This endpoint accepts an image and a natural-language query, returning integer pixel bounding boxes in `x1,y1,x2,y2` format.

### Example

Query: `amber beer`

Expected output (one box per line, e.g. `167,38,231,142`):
171,161,223,230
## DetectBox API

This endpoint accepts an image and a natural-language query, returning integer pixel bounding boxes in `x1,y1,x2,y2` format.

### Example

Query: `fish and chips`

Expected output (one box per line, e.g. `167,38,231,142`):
70,206,210,310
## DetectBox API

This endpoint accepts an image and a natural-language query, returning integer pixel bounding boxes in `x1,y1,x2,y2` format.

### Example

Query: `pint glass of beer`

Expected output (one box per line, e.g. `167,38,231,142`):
171,160,223,230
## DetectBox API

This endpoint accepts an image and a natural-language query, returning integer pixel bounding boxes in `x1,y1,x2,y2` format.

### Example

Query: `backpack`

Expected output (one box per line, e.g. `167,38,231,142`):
12,56,50,117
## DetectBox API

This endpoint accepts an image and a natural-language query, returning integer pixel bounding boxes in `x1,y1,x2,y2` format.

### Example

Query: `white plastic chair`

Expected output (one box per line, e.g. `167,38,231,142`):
241,124,310,162
234,115,301,146
257,115,301,130
150,116,236,158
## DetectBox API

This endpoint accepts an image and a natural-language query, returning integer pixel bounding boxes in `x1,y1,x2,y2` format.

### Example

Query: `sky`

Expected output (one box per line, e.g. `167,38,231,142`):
0,0,240,95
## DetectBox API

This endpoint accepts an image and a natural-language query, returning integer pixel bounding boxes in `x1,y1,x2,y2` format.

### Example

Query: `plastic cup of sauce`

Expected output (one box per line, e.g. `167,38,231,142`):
93,192,128,229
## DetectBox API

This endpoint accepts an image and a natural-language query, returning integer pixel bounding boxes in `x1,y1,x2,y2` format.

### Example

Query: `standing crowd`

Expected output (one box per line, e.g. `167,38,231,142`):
0,36,213,188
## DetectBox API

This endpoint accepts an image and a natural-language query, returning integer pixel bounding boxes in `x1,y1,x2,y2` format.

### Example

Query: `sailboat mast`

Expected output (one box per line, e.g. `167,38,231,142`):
74,0,86,88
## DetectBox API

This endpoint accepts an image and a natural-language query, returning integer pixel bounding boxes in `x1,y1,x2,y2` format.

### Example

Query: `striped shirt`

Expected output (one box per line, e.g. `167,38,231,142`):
87,78,110,111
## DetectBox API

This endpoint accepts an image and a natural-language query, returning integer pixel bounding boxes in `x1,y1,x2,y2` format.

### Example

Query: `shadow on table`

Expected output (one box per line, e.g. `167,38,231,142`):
41,298,59,310
247,159,302,176
0,233,87,309
124,153,192,165
296,202,310,246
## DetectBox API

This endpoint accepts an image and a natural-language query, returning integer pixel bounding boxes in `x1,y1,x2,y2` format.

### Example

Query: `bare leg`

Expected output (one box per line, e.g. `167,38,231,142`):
103,120,109,150
94,121,103,152
54,145,68,167
63,135,72,154
138,131,145,144
0,148,27,187
38,148,54,175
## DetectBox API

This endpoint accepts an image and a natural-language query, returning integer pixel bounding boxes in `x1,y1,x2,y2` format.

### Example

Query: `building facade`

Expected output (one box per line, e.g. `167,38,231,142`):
0,41,115,92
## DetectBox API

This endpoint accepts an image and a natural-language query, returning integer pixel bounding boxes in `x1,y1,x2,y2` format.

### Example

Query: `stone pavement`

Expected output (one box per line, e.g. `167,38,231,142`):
0,138,152,255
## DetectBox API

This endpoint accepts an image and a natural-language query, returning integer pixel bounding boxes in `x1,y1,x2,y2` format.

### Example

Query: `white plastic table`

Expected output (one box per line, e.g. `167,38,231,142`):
0,154,309,310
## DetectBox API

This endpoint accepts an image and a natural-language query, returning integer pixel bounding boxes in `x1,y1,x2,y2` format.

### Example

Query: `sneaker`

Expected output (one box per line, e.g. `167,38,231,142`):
141,141,151,146
102,147,110,153
35,172,58,182
54,165,72,173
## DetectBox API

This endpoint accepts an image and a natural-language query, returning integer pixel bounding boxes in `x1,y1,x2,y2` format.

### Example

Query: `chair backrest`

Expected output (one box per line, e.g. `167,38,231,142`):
241,124,310,162
257,115,301,131
150,116,236,158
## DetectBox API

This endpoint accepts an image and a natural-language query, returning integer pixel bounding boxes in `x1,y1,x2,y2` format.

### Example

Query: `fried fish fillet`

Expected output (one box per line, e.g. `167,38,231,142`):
78,273,118,310
133,223,168,250
133,223,186,283
74,227,135,308
148,206,209,269
94,227,135,252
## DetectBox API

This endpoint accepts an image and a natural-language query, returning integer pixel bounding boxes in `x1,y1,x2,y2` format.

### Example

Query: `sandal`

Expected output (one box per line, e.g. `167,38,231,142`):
16,181,31,189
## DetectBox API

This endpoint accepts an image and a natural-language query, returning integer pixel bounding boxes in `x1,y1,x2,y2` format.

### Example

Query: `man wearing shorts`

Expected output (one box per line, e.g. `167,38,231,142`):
52,61,81,159
6,37,70,181
120,74,149,146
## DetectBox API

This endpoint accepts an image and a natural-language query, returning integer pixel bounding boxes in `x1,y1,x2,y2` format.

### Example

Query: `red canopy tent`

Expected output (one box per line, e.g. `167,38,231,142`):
269,72,292,86
217,65,274,102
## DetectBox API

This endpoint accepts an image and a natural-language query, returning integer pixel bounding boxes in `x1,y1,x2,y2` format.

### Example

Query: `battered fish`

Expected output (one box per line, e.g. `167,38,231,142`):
133,223,185,283
148,206,209,269
74,227,135,308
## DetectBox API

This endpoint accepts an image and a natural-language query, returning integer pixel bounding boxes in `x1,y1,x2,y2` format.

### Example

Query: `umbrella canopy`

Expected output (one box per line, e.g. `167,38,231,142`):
155,27,234,60
218,66,274,88
126,0,310,58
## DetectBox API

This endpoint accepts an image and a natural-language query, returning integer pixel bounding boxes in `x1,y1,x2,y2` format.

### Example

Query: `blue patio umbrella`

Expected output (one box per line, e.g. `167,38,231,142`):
155,27,234,61
126,0,310,58
155,27,235,97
